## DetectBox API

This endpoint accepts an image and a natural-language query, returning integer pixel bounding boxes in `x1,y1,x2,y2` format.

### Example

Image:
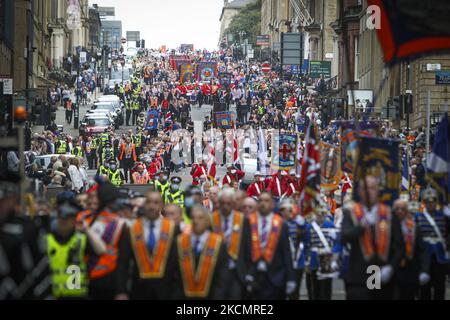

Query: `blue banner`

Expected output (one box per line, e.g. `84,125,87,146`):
145,110,159,130
353,137,400,206
271,133,298,171
215,111,232,129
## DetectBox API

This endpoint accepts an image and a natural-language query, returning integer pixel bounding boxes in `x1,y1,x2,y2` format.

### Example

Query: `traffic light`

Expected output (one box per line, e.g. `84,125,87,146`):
404,93,413,114
136,41,140,48
393,95,402,119
141,40,145,48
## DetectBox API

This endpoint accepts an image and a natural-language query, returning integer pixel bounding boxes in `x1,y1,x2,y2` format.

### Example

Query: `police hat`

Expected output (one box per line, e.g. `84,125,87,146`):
422,187,438,202
58,202,79,219
114,198,133,210
171,176,182,184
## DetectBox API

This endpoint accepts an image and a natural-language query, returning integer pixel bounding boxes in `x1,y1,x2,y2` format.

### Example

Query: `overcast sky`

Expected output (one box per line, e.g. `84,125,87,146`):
89,0,223,50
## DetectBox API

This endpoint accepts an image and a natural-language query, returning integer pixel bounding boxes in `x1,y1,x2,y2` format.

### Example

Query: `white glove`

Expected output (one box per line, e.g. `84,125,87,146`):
257,261,267,272
419,272,430,286
380,265,394,284
444,205,450,218
330,260,339,271
286,281,296,295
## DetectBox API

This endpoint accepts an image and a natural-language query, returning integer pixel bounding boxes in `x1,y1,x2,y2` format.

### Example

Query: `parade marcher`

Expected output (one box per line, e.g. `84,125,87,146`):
266,170,290,200
393,199,430,300
119,137,137,183
222,165,245,187
246,171,266,199
132,164,150,185
116,192,180,300
76,182,128,300
108,161,125,187
211,188,254,299
84,136,97,170
46,202,107,300
341,176,405,300
174,205,229,299
279,199,306,300
0,179,49,300
414,187,450,300
303,206,339,300
249,192,296,299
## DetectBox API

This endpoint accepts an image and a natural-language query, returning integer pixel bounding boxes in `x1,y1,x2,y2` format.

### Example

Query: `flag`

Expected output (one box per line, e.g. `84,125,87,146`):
320,142,341,190
401,146,410,192
207,128,217,181
368,0,450,63
426,112,450,203
353,137,400,206
299,122,321,217
258,128,269,176
271,133,297,171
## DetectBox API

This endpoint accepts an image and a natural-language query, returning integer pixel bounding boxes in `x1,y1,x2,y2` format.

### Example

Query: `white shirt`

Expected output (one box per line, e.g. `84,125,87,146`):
258,213,274,249
143,216,162,245
191,231,210,254
68,165,83,191
221,211,235,245
362,205,378,226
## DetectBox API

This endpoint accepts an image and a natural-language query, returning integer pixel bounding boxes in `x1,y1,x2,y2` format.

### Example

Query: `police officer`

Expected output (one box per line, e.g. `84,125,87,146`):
71,143,83,158
155,171,170,196
96,159,110,177
57,136,69,155
46,202,107,300
132,99,140,126
108,161,125,187
164,177,184,207
125,99,132,127
101,143,115,165
414,188,450,300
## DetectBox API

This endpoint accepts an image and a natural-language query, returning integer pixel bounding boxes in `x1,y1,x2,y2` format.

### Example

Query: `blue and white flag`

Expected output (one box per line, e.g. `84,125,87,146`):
401,146,410,191
427,112,450,202
258,128,269,176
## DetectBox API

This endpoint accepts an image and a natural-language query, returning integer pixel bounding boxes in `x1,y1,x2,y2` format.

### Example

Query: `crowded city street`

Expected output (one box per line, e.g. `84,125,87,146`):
1,0,450,305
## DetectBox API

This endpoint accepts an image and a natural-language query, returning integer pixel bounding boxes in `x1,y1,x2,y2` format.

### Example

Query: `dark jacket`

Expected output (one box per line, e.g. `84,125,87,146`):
341,204,405,285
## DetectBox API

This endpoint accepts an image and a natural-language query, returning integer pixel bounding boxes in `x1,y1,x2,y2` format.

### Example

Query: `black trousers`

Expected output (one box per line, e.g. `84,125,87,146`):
121,158,134,182
125,110,132,126
86,153,95,170
224,269,244,300
397,283,418,300
306,270,332,300
132,110,139,126
290,269,304,300
420,256,447,300
253,272,285,300
346,282,395,300
66,109,73,124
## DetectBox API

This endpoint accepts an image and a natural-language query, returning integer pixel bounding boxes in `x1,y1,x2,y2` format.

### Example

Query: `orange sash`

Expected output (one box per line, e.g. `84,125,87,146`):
177,233,222,298
352,203,391,262
404,216,415,260
248,213,283,264
130,218,174,279
211,211,243,260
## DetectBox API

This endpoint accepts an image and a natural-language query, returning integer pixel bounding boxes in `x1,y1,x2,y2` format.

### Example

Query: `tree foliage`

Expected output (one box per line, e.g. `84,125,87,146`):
225,0,262,47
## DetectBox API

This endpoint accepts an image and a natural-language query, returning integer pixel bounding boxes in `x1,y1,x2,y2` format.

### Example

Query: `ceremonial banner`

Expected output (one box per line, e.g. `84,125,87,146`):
426,112,450,203
353,137,400,206
219,72,232,87
334,121,383,175
320,142,341,190
145,109,159,130
197,62,218,81
271,133,297,171
215,111,232,129
179,63,195,83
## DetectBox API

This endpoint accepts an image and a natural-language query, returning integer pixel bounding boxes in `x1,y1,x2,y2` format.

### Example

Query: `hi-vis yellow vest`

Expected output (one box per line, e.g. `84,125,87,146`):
47,233,88,298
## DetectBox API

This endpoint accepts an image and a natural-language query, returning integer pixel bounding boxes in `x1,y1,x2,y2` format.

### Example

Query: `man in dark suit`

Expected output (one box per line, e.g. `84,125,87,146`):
393,199,430,300
211,188,254,299
249,192,296,299
174,205,229,300
116,191,180,300
341,176,405,300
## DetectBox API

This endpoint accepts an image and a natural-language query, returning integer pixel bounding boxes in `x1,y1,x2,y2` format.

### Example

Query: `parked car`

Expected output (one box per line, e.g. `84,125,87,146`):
91,102,123,125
